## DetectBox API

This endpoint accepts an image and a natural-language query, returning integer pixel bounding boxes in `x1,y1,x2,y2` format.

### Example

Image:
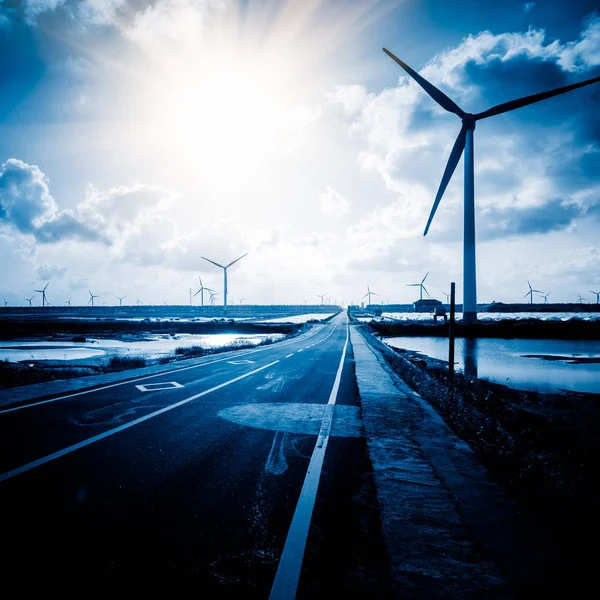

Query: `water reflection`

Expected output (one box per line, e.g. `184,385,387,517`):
463,337,478,378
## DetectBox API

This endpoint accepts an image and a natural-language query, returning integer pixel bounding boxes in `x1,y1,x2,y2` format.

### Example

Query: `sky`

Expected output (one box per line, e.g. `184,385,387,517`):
0,0,599,307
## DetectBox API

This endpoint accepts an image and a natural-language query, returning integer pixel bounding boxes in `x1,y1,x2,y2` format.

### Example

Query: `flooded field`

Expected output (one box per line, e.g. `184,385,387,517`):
0,333,283,363
383,336,600,394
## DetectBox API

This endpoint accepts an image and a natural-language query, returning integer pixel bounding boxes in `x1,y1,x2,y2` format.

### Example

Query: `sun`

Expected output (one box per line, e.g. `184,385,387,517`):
139,50,297,186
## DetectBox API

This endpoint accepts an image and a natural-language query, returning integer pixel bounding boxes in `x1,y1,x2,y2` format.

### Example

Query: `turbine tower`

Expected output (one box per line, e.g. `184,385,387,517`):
363,284,379,306
589,290,600,304
34,282,49,307
88,290,99,307
523,281,542,304
201,253,247,310
117,296,125,307
384,48,600,323
407,272,430,300
193,276,213,307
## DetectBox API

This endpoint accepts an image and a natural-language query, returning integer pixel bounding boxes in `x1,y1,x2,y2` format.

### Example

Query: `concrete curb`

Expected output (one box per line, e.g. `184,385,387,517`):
350,323,521,598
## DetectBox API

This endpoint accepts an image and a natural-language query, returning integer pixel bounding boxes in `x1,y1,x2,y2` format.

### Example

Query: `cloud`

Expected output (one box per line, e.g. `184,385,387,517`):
319,186,350,216
479,198,582,239
36,263,68,279
524,3,535,13
0,159,105,243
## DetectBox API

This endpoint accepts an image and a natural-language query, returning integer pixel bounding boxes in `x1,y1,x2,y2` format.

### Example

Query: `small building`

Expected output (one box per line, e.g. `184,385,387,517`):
413,298,443,313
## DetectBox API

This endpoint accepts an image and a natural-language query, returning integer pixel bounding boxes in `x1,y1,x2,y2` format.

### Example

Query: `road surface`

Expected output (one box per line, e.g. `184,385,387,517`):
0,314,393,597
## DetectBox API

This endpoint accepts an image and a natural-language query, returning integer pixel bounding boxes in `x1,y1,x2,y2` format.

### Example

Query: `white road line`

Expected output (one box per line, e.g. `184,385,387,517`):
0,319,334,416
269,322,349,600
0,360,280,483
297,349,303,353
285,354,294,358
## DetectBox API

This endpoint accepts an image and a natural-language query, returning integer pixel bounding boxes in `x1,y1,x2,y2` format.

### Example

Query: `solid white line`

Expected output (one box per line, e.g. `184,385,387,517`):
268,322,349,600
0,319,334,416
0,360,280,483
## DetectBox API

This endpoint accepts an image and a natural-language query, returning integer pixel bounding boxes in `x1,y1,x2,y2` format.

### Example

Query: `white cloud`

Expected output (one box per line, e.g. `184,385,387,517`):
319,186,350,216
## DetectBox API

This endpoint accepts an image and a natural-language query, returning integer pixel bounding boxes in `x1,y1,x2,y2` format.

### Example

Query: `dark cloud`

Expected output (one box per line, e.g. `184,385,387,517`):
479,197,583,239
0,158,107,243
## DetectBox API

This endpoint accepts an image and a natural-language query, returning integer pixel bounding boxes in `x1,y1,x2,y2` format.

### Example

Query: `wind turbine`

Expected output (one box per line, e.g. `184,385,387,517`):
407,272,430,301
209,291,218,306
589,290,600,304
363,284,379,306
302,297,309,305
26,296,33,307
88,290,99,307
136,298,142,306
201,253,247,310
523,281,542,304
34,282,49,307
383,48,600,323
317,293,327,305
193,276,213,307
238,297,245,304
577,294,585,304
442,290,450,303
542,292,551,304
117,296,125,307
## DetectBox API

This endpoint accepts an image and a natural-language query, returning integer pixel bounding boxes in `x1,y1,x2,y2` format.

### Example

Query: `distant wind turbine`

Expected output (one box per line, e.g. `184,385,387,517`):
238,297,245,304
26,296,33,307
136,298,142,306
407,272,430,300
577,294,585,304
363,284,379,305
34,282,49,307
193,276,213,307
589,290,600,304
302,297,309,305
523,281,542,304
209,291,218,306
88,290,99,307
442,290,450,303
117,296,125,307
317,293,327,305
201,253,247,310
383,48,600,322
542,292,551,304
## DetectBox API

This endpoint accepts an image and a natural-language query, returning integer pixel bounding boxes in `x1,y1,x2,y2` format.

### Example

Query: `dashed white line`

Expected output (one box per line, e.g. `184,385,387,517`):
0,360,280,483
269,323,349,600
285,353,294,358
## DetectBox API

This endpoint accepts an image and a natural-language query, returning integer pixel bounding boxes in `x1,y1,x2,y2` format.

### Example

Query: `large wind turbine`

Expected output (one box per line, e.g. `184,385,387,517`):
523,281,542,304
383,48,600,323
363,284,379,306
88,290,99,307
34,282,49,307
201,253,247,310
589,290,600,304
407,272,430,300
193,276,213,307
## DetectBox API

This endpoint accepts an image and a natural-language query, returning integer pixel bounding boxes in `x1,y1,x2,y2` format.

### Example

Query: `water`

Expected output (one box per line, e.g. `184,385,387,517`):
0,333,283,363
381,312,600,322
383,336,600,394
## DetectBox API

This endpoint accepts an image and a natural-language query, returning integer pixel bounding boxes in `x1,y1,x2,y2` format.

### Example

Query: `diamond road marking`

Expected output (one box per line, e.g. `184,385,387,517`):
135,381,184,392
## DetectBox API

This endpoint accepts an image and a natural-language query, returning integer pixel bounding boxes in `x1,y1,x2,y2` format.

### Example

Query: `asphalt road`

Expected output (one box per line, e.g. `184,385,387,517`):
0,314,393,597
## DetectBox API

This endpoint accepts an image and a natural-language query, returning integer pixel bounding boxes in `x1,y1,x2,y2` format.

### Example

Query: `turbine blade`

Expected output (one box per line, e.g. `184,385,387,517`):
226,253,248,268
424,125,467,236
406,284,420,287
422,272,429,284
475,74,600,121
383,48,465,117
202,257,225,269
422,286,430,297
523,293,529,299
193,289,201,297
